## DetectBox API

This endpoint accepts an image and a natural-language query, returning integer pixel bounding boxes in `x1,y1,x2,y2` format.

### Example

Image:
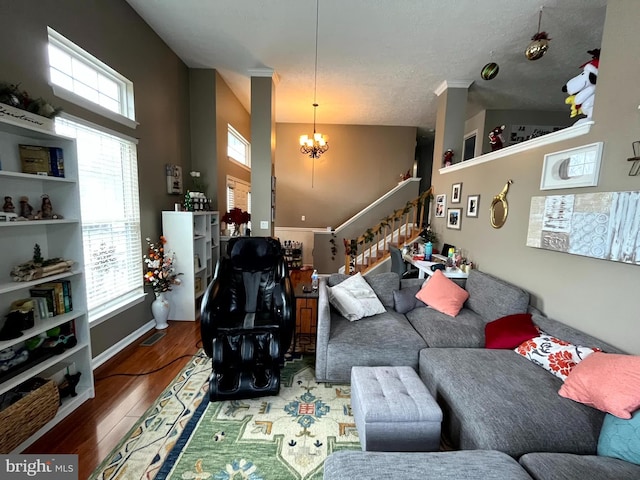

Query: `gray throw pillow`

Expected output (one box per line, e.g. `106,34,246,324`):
393,285,426,314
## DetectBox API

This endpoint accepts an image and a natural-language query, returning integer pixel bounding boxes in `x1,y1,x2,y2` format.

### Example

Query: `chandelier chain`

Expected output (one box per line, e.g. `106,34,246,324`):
299,0,329,178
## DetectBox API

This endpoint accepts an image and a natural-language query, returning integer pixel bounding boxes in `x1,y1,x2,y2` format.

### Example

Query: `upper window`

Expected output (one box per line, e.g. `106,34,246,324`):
227,124,250,167
47,27,136,128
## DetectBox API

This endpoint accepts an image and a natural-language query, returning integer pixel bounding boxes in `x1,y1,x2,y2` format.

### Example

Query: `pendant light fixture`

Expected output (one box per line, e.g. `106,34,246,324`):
299,0,328,187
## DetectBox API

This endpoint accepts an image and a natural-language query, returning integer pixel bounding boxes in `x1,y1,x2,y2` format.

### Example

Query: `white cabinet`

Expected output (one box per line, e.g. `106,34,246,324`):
210,211,220,276
162,211,218,321
0,118,94,451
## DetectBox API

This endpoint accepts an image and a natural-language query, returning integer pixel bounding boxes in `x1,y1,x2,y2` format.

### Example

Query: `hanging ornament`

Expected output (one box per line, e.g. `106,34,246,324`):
525,7,551,61
481,62,500,80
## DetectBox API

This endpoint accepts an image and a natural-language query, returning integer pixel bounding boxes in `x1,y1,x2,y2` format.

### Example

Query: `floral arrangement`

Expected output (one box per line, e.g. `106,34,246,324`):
143,236,182,294
222,207,251,229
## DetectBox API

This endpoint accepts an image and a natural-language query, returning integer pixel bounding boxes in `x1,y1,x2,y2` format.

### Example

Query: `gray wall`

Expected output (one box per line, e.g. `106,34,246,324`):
215,71,251,215
275,123,417,228
430,0,640,355
0,0,191,357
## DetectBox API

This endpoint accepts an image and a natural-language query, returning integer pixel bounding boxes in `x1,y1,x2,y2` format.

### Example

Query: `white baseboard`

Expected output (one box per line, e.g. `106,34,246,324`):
92,319,156,370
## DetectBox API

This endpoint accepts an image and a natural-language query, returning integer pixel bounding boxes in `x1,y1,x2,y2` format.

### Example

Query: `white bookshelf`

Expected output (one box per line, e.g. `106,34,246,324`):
210,211,220,278
162,211,217,321
0,116,94,452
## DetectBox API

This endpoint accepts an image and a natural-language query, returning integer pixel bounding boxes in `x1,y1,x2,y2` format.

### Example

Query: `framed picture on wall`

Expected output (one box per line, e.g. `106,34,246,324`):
540,142,603,190
451,183,462,203
166,164,183,195
466,195,480,217
447,208,462,230
435,194,446,218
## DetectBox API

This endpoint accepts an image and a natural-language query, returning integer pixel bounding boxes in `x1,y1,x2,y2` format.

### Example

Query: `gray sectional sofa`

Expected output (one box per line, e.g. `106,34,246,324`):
315,269,531,383
324,450,640,480
316,270,640,479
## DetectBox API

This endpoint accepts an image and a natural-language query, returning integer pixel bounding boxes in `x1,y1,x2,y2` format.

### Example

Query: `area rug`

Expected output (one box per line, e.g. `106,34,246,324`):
89,352,212,480
91,354,360,480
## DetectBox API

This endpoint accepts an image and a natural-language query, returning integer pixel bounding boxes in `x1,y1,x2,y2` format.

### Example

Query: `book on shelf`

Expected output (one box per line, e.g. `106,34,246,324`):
29,287,57,316
39,282,65,315
37,280,73,314
30,296,50,320
18,144,65,178
61,279,73,312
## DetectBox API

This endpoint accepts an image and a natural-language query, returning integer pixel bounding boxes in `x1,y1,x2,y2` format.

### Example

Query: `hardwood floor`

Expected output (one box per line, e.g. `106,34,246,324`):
25,320,202,480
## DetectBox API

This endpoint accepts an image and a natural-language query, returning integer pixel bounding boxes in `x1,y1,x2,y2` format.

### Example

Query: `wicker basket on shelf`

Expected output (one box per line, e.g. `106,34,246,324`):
0,379,59,453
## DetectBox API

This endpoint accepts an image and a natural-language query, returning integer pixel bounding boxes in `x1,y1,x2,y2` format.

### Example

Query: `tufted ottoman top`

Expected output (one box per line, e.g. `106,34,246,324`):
351,366,442,423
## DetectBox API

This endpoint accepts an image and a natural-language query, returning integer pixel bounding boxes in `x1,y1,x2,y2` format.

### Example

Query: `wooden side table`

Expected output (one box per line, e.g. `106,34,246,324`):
294,283,319,353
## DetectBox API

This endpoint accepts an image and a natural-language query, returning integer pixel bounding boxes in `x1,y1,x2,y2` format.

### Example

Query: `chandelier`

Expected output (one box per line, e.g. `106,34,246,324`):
299,0,328,161
299,104,328,159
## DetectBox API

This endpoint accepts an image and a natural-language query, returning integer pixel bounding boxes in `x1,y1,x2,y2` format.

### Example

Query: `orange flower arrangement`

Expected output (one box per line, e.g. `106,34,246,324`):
143,236,182,294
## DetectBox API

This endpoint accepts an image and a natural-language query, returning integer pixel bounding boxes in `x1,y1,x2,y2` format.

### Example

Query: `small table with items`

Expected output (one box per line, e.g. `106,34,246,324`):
293,283,319,353
403,253,469,287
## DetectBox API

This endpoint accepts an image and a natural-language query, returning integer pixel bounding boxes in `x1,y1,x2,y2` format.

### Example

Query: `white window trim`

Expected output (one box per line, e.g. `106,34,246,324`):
47,27,138,129
228,156,251,172
60,112,139,144
89,292,145,327
51,85,138,129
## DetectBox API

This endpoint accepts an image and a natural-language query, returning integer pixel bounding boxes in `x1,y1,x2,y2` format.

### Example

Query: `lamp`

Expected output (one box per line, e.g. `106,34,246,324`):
299,0,328,181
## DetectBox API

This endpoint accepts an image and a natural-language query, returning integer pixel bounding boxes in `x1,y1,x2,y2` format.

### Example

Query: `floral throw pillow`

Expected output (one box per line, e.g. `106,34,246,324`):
514,334,601,381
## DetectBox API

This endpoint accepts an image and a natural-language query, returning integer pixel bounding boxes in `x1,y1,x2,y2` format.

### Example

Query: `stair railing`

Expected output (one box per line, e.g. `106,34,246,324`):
344,187,433,274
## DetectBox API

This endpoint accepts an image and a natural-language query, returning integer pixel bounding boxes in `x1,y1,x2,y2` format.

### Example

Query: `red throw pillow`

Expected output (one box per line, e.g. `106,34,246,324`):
415,269,469,317
485,313,538,349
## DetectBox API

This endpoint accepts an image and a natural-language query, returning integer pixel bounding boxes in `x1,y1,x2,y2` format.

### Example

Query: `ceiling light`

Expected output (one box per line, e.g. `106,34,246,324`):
299,0,328,187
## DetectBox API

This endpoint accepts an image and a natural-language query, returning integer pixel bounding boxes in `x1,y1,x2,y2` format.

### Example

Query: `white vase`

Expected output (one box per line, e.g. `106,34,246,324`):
151,292,170,329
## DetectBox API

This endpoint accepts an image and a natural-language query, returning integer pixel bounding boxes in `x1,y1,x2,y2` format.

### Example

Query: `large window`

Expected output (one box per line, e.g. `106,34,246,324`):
227,124,250,167
48,29,142,323
56,117,142,324
47,27,136,128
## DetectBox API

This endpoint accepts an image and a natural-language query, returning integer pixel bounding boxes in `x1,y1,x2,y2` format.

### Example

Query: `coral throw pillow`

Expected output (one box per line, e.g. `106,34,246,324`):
415,269,469,317
559,352,640,419
485,313,539,349
515,334,600,381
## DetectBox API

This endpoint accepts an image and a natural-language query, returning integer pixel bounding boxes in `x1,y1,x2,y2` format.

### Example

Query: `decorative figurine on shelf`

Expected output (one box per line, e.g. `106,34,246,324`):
488,125,506,151
3,196,14,213
1,196,17,221
562,49,600,125
18,196,33,220
443,149,454,167
58,372,82,398
39,194,53,219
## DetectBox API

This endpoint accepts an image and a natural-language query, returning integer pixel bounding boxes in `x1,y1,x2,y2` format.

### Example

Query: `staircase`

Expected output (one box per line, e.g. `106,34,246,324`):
342,187,433,274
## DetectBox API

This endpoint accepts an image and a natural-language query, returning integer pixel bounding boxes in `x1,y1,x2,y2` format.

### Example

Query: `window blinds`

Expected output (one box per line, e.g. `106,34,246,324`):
55,117,142,322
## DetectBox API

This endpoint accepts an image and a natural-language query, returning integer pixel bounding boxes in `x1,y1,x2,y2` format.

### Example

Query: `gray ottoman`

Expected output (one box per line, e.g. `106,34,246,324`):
323,450,534,480
351,366,442,451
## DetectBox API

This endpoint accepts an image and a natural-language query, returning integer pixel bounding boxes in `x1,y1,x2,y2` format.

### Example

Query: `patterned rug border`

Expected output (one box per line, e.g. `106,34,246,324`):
154,385,211,479
88,351,211,479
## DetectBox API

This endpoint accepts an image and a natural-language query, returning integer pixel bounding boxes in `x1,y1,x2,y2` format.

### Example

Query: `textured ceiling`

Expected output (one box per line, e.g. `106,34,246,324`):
125,0,607,129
